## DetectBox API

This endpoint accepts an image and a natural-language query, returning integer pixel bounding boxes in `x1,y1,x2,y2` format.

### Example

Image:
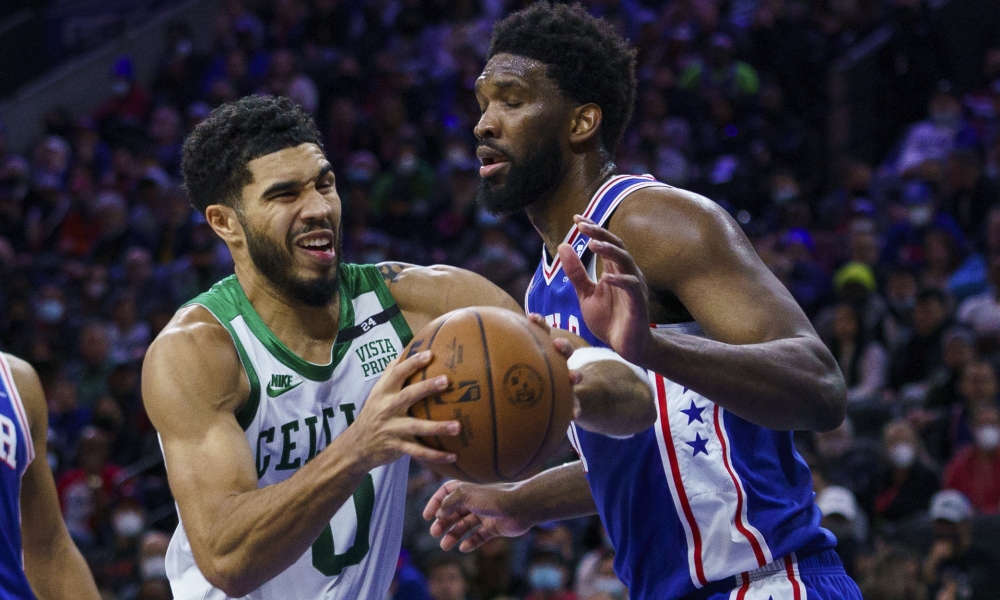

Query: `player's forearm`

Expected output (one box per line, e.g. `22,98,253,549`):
574,361,656,436
509,461,596,524
24,532,101,600
196,433,371,596
641,330,846,431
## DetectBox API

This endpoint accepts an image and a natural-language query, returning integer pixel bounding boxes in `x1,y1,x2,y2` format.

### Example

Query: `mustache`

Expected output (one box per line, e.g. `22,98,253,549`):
286,219,337,245
477,139,512,161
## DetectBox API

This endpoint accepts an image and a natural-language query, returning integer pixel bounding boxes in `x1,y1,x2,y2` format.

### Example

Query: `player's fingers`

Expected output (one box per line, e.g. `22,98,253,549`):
574,216,627,249
401,441,456,464
459,528,496,552
603,274,648,300
429,506,467,537
440,512,483,546
559,243,596,297
552,337,574,360
423,479,463,521
394,375,449,407
381,350,434,388
400,417,460,439
527,313,549,329
588,239,641,276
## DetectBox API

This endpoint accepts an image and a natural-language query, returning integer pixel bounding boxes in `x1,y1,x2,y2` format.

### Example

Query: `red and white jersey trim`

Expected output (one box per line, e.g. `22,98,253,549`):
649,323,772,588
0,353,34,467
728,553,808,600
540,174,664,285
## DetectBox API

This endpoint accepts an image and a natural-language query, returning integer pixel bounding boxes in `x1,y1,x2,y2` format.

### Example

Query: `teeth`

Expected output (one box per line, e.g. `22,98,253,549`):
301,238,330,248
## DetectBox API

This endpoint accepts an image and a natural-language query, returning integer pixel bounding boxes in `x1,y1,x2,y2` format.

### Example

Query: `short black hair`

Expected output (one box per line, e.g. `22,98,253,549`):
488,2,637,155
181,95,323,213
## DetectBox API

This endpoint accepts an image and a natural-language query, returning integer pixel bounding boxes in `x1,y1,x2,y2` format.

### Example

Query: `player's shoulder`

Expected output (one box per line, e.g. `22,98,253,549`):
611,184,736,250
144,305,241,382
2,353,45,430
143,305,248,417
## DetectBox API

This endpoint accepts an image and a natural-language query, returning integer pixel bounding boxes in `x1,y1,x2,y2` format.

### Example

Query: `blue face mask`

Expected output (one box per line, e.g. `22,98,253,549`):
594,577,627,596
529,565,564,591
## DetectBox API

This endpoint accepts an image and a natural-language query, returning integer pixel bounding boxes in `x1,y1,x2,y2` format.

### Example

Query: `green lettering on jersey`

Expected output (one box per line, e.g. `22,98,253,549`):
255,427,275,478
356,338,398,379
275,420,301,470
311,473,375,576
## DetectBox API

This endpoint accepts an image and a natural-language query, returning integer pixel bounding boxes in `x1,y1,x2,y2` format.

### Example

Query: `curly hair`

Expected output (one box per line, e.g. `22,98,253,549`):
181,95,323,213
488,2,637,155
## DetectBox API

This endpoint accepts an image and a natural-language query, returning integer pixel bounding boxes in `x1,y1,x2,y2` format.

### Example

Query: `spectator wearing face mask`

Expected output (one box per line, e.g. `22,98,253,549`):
137,530,169,583
873,420,940,523
895,85,973,178
526,549,576,600
921,490,1000,600
943,404,1000,513
96,498,147,597
958,252,1000,341
812,416,881,505
579,548,626,600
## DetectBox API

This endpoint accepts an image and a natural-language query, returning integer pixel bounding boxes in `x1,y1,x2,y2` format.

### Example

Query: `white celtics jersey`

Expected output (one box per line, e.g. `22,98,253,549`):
166,264,413,600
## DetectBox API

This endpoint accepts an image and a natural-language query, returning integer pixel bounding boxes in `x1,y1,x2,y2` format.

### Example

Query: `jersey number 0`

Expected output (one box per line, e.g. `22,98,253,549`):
311,473,375,576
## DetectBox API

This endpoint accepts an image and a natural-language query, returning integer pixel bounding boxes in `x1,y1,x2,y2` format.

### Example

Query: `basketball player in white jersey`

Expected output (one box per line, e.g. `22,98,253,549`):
0,352,101,598
142,95,653,599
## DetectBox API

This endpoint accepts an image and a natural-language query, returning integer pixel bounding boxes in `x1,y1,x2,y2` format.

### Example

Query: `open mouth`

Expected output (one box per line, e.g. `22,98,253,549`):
294,232,336,262
479,156,509,178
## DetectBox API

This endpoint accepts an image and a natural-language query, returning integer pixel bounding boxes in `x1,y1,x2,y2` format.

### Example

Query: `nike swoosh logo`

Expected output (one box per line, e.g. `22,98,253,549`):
266,381,303,397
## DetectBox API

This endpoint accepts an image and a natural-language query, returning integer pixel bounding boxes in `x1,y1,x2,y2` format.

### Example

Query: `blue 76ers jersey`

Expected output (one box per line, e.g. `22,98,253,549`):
0,354,36,599
525,175,834,599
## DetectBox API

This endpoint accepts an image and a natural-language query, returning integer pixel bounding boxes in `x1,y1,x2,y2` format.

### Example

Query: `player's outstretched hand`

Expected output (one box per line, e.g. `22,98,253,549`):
558,215,652,364
350,350,460,470
423,480,531,552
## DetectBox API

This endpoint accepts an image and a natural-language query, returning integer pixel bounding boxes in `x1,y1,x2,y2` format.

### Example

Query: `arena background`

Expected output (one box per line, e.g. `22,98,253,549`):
1,0,999,598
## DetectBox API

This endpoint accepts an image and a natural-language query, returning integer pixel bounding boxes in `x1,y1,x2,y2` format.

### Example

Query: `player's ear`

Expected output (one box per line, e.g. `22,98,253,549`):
205,203,244,247
569,103,602,146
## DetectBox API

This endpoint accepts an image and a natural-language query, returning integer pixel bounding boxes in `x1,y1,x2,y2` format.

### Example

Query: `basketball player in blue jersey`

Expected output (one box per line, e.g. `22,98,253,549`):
0,352,101,598
425,4,861,599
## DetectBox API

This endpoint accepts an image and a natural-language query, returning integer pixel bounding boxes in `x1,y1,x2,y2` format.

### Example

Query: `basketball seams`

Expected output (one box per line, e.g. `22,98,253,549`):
473,310,502,482
422,315,449,453
508,324,558,480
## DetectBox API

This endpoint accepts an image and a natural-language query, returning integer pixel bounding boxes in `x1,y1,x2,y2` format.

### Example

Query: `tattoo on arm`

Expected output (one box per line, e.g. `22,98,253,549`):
377,262,407,284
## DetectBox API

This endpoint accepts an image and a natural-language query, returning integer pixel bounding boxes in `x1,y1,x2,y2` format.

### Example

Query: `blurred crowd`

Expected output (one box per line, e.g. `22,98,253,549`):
1,0,1000,598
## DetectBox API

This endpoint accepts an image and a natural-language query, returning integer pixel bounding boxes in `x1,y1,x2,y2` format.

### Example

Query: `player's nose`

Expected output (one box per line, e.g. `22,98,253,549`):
474,106,499,140
300,186,336,220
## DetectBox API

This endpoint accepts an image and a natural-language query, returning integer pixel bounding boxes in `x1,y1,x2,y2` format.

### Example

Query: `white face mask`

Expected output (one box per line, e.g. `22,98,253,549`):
976,425,1000,451
142,555,167,580
113,510,144,539
909,204,933,228
889,443,916,469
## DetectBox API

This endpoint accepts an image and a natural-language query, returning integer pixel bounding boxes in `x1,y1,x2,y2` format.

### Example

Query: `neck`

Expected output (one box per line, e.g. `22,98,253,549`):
527,153,616,258
235,262,341,358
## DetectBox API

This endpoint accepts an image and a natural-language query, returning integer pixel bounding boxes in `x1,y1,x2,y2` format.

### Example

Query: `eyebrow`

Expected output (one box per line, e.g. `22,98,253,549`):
260,164,334,199
475,77,528,95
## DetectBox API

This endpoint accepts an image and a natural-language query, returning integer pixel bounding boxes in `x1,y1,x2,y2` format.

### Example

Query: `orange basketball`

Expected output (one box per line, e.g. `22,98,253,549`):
404,306,573,483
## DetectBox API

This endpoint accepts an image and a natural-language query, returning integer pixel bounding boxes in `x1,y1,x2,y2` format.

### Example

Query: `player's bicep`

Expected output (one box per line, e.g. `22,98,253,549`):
142,321,258,551
617,192,813,345
675,227,810,344
390,264,522,330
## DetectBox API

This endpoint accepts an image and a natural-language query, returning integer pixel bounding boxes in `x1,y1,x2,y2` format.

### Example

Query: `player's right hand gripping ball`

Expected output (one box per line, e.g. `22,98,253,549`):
404,306,573,483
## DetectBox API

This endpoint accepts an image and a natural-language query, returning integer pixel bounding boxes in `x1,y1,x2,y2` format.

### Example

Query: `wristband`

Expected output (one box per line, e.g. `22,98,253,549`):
566,346,655,398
